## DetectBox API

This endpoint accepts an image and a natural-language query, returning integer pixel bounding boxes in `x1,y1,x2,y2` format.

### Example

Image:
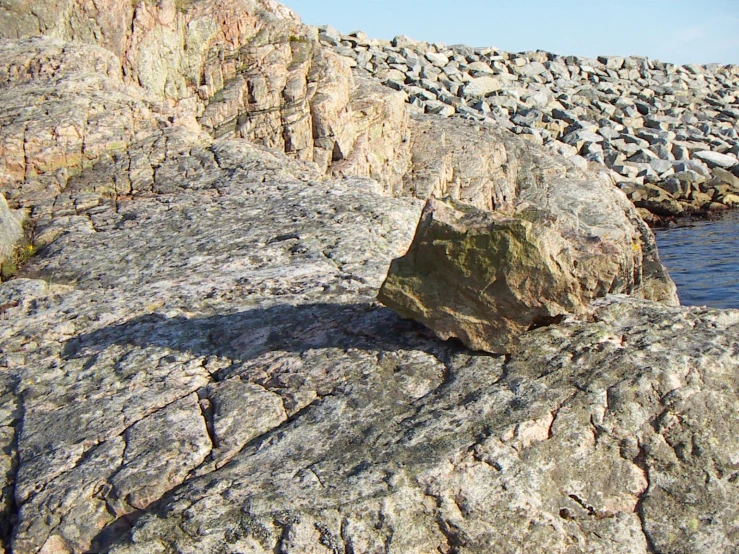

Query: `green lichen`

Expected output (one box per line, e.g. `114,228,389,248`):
1,240,37,282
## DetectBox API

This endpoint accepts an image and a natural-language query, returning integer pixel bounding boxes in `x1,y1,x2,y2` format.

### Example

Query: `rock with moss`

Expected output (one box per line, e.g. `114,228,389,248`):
378,164,678,353
0,193,24,271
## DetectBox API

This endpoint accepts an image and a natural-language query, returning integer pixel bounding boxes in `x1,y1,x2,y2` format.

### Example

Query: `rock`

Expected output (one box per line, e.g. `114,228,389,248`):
693,150,739,169
0,0,418,192
391,34,418,48
598,55,625,70
650,159,675,175
425,51,449,67
675,160,712,177
402,115,515,210
303,15,739,226
0,2,738,553
424,100,456,117
0,37,165,204
561,129,604,150
106,296,739,554
688,190,714,209
657,177,686,197
711,167,739,190
327,76,412,193
2,139,427,553
518,61,548,78
466,61,495,74
706,201,730,211
379,155,678,353
628,148,660,163
461,76,504,97
0,193,24,267
631,184,685,217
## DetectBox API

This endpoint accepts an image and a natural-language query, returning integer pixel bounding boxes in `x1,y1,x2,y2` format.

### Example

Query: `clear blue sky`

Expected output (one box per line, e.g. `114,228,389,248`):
280,0,739,66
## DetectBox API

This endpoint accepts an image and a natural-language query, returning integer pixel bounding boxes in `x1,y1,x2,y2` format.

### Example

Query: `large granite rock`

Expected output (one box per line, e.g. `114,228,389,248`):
0,37,170,214
1,131,737,553
98,295,739,554
380,121,679,353
0,0,412,195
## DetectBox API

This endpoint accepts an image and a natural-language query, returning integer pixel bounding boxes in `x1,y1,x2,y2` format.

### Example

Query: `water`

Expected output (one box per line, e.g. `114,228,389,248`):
654,210,739,309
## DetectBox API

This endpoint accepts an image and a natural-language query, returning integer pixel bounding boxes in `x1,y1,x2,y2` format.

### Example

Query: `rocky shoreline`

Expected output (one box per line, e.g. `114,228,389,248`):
317,27,739,223
0,1,737,553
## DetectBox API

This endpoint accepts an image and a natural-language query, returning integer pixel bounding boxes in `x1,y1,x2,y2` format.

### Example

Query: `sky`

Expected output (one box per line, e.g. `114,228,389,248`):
280,0,739,66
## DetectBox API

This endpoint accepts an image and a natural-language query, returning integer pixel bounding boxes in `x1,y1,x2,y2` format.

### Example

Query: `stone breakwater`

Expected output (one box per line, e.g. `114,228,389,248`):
318,28,739,221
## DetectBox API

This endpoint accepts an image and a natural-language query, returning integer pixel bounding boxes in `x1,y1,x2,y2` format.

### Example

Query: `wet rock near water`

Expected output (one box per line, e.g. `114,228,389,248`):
318,28,739,220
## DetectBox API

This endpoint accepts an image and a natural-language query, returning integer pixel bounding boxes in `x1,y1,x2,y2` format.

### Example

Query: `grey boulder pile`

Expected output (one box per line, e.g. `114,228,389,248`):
320,27,739,220
0,1,736,554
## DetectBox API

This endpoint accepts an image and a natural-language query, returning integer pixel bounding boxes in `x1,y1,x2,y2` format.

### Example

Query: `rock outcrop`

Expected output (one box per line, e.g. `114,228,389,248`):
0,1,736,553
0,0,412,214
319,28,739,220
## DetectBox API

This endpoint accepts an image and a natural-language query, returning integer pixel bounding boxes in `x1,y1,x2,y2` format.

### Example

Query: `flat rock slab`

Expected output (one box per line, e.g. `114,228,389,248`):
693,150,738,169
105,296,739,554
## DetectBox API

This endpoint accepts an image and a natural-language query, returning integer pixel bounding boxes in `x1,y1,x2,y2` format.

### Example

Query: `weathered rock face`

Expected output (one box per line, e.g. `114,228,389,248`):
97,295,739,554
1,135,736,552
0,1,735,553
0,37,170,215
0,137,424,554
0,0,412,194
404,115,516,211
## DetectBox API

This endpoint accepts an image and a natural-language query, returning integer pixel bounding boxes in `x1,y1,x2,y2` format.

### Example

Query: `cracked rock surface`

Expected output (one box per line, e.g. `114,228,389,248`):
103,294,739,554
2,132,738,552
0,1,738,553
1,140,425,552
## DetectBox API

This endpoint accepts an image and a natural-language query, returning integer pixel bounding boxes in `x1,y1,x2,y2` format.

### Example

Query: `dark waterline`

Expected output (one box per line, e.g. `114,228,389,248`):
654,210,739,309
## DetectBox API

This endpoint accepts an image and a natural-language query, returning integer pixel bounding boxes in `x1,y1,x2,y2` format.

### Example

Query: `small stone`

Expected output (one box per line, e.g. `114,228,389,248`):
693,150,738,169
461,76,504,97
466,61,495,74
424,100,455,117
391,35,418,48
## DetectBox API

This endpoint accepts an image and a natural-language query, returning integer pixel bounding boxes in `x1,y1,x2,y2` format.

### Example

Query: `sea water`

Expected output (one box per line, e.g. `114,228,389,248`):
654,210,739,309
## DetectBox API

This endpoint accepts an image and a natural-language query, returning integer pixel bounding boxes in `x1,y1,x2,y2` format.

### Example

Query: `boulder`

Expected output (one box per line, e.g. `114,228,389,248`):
693,150,738,169
379,143,679,353
631,183,685,217
425,51,449,67
461,76,504,97
466,61,495,74
0,192,24,267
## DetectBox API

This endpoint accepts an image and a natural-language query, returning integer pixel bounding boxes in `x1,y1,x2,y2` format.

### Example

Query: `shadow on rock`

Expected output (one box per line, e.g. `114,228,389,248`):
63,302,455,375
